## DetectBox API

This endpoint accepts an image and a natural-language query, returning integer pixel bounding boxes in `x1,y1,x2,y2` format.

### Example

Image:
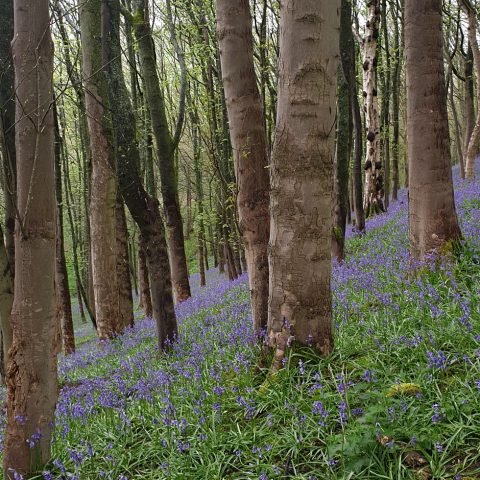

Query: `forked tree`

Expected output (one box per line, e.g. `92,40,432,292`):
405,0,461,260
3,0,57,476
216,0,270,334
267,0,340,366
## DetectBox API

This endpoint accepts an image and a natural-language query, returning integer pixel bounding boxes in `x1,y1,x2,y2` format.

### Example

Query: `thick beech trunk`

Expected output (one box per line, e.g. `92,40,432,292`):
106,0,177,348
80,0,120,339
54,107,75,355
4,1,57,475
216,0,270,333
267,0,339,359
0,0,15,379
116,197,134,330
133,0,191,303
405,0,462,260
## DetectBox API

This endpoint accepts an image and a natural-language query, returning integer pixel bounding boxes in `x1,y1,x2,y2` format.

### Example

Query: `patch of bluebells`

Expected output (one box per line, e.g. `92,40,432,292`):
0,163,479,478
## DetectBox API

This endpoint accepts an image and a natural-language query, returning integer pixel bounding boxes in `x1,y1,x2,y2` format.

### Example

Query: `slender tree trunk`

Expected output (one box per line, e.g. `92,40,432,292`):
346,0,365,232
138,245,152,317
4,1,57,475
381,0,391,209
106,0,177,349
334,0,354,261
462,2,480,179
391,2,401,201
216,0,270,333
54,106,75,355
405,0,462,260
463,43,475,168
449,68,465,176
267,0,339,361
132,0,191,303
80,0,120,339
116,196,134,330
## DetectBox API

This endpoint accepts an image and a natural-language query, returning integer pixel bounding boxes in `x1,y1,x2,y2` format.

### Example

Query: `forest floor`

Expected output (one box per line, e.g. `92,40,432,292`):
1,165,480,480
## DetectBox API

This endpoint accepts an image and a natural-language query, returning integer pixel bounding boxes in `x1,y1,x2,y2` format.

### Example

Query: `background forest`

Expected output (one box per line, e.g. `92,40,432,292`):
0,0,479,479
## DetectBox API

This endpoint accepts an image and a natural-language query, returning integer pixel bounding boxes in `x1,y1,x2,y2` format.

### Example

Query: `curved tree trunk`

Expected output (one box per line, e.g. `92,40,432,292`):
4,0,57,475
80,0,120,339
267,0,339,360
132,0,191,303
405,0,462,260
216,0,270,334
105,0,177,349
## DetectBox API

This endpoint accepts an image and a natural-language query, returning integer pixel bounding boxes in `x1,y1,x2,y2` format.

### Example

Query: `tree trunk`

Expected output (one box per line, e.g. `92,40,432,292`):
359,0,384,216
80,0,120,339
405,0,462,260
105,0,177,349
333,0,354,261
391,1,401,201
347,1,365,232
381,0,391,209
54,106,75,355
462,3,480,179
267,0,339,360
463,43,474,173
133,0,191,303
216,0,270,333
0,0,15,380
116,196,134,330
138,245,153,318
4,0,57,475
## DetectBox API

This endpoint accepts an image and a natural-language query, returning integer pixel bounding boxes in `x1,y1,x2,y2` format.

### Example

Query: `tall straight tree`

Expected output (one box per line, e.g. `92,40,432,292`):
267,0,339,365
405,0,461,260
334,0,355,260
216,0,270,334
54,105,75,354
0,0,15,376
105,0,177,350
356,0,385,216
80,0,120,339
3,0,57,476
132,0,191,303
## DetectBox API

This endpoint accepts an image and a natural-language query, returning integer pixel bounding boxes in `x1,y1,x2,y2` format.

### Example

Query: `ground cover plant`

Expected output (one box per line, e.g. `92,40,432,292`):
1,168,478,480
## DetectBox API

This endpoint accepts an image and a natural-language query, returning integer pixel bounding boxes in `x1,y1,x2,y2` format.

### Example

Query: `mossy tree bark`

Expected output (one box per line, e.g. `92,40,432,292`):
106,0,177,349
267,0,339,360
3,0,57,476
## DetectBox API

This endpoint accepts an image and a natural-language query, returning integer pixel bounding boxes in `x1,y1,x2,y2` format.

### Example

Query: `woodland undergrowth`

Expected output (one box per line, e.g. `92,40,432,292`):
1,169,479,479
